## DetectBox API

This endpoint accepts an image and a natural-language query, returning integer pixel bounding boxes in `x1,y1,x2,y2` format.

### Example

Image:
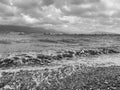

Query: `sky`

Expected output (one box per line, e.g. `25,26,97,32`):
0,0,120,34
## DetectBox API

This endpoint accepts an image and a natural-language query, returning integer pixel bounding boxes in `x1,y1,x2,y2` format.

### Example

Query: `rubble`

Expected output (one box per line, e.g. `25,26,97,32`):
0,46,120,68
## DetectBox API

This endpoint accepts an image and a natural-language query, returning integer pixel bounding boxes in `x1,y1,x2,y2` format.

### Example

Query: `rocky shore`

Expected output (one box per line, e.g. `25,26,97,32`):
0,46,120,69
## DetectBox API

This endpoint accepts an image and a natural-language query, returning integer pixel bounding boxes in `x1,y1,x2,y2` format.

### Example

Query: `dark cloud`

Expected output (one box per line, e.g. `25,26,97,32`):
67,0,101,5
13,0,41,9
0,3,15,17
0,0,11,5
42,0,54,6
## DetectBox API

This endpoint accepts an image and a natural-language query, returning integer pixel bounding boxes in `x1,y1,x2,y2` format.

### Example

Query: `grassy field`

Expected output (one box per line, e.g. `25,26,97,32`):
0,34,120,53
1,64,120,90
0,34,120,90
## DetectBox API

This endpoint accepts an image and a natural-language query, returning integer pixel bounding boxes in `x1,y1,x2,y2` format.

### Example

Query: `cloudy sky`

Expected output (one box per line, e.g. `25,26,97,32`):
0,0,120,33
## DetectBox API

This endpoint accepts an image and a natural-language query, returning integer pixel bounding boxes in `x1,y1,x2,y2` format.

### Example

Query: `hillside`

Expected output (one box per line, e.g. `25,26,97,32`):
0,25,61,34
90,31,118,35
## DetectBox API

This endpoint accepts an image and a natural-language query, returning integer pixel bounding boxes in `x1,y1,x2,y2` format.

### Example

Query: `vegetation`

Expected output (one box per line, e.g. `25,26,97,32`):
0,40,11,44
0,46,119,69
0,27,120,90
0,64,120,90
0,46,120,90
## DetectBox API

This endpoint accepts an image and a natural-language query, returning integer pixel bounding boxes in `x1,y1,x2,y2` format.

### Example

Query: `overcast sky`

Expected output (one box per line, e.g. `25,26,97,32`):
0,0,120,33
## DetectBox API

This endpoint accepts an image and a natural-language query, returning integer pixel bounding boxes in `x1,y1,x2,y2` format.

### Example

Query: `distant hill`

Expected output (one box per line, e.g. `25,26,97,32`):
0,25,119,35
90,31,118,35
0,25,62,34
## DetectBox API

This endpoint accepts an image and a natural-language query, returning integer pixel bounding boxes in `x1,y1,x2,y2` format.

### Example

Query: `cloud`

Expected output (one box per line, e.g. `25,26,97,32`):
0,3,18,17
0,0,120,33
42,0,54,6
42,5,62,18
12,0,41,9
101,0,120,9
62,5,71,12
59,16,80,23
101,0,120,16
21,13,39,24
0,0,11,5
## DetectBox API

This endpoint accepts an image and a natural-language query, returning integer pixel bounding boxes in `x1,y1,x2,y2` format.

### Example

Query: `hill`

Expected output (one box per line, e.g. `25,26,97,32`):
0,25,61,34
90,31,118,35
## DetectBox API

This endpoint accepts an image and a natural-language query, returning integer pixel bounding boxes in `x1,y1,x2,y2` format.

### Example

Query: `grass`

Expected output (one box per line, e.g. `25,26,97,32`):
38,39,58,43
0,40,11,44
1,33,120,90
59,39,78,43
1,64,120,90
0,46,120,71
0,46,119,69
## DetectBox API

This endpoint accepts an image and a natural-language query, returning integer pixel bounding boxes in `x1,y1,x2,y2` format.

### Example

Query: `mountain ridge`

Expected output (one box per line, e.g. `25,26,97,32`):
90,31,118,35
0,25,62,34
0,25,119,35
